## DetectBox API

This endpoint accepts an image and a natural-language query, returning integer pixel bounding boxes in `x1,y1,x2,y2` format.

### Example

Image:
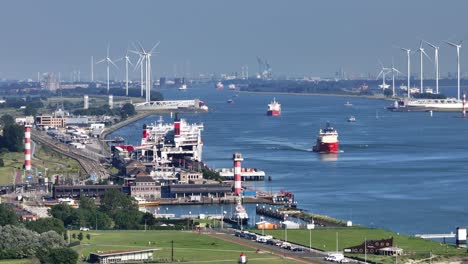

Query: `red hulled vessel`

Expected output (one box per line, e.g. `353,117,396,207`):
313,123,339,153
267,98,281,116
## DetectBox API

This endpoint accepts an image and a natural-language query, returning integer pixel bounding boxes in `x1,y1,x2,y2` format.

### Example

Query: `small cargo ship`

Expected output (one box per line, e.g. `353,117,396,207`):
347,116,356,122
178,84,187,91
228,84,237,90
313,123,339,154
216,82,224,90
267,98,281,116
223,198,249,227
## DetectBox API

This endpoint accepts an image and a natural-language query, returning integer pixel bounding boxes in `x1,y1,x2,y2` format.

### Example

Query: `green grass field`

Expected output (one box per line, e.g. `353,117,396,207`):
253,227,468,263
70,230,302,264
0,152,23,185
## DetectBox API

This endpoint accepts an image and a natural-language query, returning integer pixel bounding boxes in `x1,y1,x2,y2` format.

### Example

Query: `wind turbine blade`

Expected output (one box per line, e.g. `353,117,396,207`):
127,58,134,67
422,50,432,61
149,41,161,53
108,59,119,69
419,40,423,49
107,43,110,57
115,57,124,62
96,58,106,64
134,56,144,71
394,68,403,75
137,41,146,53
423,40,437,49
129,50,141,55
445,41,458,47
377,70,383,79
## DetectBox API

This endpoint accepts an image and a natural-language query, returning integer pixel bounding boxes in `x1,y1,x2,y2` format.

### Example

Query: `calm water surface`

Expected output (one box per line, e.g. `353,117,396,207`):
111,85,468,235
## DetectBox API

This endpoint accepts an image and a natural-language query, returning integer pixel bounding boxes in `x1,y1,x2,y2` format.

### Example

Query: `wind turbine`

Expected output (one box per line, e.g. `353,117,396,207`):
445,40,462,100
418,41,431,94
391,60,403,97
96,44,118,93
423,40,440,94
132,41,160,103
132,44,146,97
117,50,134,96
399,48,412,98
377,65,391,90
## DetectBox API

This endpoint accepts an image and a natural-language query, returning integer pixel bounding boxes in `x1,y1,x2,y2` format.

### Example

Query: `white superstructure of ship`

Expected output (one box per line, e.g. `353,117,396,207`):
228,84,236,90
115,115,204,166
267,98,281,116
178,84,188,91
389,97,466,112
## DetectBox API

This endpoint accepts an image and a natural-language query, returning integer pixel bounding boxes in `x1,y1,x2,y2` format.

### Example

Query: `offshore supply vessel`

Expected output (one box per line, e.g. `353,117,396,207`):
313,123,339,154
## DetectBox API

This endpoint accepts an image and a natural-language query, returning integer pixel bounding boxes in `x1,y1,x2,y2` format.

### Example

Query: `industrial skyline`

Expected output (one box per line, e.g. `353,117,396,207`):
1,0,468,80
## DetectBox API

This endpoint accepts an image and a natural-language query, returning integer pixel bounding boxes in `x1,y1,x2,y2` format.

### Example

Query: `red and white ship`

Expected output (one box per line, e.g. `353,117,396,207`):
216,82,224,90
312,123,339,153
267,98,281,116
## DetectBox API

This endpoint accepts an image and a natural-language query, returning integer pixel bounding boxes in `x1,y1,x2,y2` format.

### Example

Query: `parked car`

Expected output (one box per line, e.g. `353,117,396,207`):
80,227,90,231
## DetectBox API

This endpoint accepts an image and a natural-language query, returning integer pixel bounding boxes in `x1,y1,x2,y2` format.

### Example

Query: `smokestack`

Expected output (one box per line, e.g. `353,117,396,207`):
233,152,244,196
142,124,149,144
24,125,32,171
84,95,89,109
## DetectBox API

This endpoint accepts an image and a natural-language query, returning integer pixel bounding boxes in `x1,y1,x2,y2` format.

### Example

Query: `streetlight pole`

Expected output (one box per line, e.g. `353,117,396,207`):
171,240,174,262
309,228,312,252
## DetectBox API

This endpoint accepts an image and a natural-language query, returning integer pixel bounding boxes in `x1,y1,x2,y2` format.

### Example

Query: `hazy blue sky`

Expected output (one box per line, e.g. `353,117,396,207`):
1,0,468,80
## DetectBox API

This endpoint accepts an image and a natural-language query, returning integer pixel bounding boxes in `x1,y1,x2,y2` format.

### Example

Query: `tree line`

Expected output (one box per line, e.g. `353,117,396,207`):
0,114,24,154
50,189,186,231
0,204,77,264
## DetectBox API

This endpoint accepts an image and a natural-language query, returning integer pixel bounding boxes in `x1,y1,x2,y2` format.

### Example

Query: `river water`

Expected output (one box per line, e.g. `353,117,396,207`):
110,85,468,235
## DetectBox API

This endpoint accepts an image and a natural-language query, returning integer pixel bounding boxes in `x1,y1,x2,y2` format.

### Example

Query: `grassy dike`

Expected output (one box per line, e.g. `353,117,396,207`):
252,227,468,264
70,230,302,264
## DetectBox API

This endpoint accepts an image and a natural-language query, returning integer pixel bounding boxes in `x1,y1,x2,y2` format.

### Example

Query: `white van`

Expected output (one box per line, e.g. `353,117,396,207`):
325,253,344,262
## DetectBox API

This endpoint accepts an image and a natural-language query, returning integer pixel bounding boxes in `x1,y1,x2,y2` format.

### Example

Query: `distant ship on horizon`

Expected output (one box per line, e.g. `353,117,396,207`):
267,98,281,116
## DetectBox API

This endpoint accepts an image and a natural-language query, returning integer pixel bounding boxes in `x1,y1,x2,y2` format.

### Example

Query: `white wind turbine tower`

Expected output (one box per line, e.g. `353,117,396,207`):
400,48,412,98
133,42,160,103
117,50,134,96
391,61,403,97
91,56,94,82
96,44,118,93
418,41,431,94
445,40,462,100
423,40,440,94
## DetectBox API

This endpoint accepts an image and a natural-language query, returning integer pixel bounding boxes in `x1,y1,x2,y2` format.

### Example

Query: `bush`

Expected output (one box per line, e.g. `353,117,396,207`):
40,248,78,264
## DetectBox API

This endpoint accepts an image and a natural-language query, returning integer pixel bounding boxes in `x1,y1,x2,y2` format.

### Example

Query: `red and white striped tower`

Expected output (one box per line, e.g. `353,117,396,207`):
174,113,181,138
24,124,32,171
233,153,244,196
463,93,466,118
